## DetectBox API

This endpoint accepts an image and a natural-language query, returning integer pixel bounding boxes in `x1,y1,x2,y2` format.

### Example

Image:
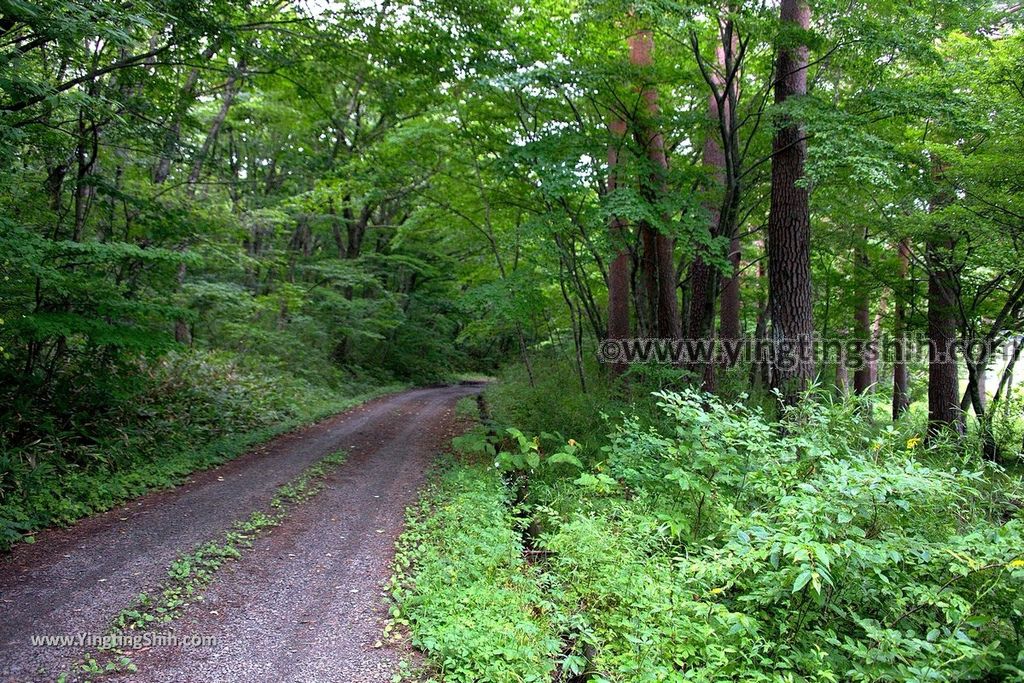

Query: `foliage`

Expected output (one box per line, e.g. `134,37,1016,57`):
543,390,1024,681
408,364,1024,681
0,350,398,550
390,458,562,683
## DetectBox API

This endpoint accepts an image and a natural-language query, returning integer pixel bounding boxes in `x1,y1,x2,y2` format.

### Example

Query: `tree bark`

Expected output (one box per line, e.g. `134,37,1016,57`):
926,237,964,438
853,232,872,395
719,234,742,344
927,159,964,438
767,0,816,396
629,28,680,340
892,239,911,418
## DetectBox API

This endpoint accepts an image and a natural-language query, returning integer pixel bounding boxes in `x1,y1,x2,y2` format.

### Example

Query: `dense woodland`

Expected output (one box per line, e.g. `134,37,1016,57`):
2,0,1024,680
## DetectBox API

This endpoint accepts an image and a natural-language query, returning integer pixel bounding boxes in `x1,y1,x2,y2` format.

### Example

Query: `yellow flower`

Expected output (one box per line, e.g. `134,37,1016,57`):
1008,559,1024,569
568,439,578,447
906,436,922,450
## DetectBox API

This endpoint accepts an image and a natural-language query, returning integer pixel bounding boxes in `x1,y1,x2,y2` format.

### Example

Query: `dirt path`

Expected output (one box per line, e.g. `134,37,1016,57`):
0,383,481,682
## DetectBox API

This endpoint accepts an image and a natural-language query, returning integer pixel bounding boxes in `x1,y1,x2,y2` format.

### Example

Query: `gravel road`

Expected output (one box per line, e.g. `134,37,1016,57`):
0,383,480,682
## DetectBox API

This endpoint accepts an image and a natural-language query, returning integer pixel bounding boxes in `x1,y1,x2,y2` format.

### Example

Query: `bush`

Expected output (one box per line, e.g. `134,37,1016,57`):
390,460,561,682
540,389,1024,681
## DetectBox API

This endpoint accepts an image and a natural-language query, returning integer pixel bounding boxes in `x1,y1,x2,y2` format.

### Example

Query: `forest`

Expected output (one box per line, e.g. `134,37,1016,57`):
1,0,1023,681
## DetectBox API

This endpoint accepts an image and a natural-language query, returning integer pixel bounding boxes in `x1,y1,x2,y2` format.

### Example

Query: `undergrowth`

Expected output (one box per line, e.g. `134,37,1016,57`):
0,350,402,550
389,455,562,682
399,358,1024,682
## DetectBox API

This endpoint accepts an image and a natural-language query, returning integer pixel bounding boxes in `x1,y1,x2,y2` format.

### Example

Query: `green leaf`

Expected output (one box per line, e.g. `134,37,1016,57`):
792,569,813,593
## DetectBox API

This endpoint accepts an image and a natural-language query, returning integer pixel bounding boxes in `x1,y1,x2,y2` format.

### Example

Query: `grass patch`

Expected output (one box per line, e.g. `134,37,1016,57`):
428,361,1024,681
389,457,562,682
113,449,347,631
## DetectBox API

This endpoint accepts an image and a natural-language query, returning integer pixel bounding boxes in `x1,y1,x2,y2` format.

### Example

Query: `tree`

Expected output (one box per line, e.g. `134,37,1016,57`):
628,26,681,340
892,239,911,418
606,117,631,373
767,0,815,393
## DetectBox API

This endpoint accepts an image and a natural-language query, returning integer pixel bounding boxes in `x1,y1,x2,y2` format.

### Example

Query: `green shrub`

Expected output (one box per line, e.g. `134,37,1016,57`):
391,460,561,682
540,389,1024,681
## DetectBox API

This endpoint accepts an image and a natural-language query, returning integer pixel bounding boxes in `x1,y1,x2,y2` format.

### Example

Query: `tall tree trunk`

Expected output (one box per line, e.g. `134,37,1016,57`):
853,230,872,395
869,293,887,386
629,28,680,339
688,60,724,342
186,62,245,197
687,38,731,390
749,239,770,389
853,299,872,395
834,328,849,395
964,359,998,458
927,237,963,437
153,45,217,185
72,108,99,242
993,338,1021,406
692,21,743,376
892,239,911,418
606,118,631,374
927,160,964,438
767,0,815,396
719,234,741,344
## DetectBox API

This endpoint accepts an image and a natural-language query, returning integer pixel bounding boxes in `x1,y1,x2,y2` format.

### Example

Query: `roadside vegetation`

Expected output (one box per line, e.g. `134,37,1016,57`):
0,350,399,550
395,359,1024,682
4,0,1024,680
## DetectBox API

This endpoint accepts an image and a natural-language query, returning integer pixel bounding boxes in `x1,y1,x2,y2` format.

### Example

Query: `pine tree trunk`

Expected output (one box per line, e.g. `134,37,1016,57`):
767,0,815,396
